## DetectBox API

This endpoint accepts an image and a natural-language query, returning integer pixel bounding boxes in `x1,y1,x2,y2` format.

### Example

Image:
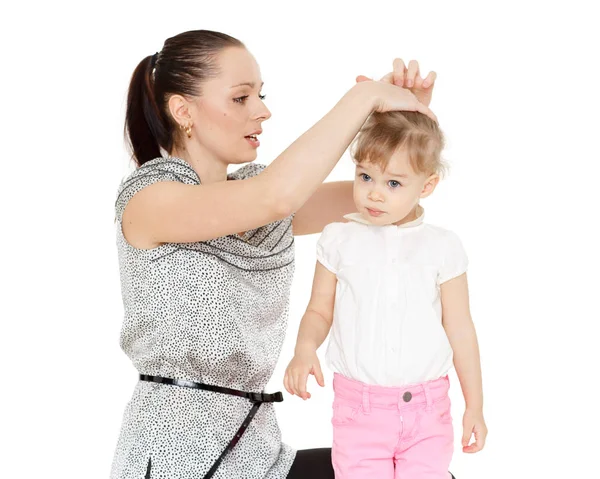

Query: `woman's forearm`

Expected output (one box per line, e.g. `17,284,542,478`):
262,82,374,214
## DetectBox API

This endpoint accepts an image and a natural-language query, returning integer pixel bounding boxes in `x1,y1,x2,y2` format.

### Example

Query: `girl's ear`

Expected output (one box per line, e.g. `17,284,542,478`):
420,174,440,199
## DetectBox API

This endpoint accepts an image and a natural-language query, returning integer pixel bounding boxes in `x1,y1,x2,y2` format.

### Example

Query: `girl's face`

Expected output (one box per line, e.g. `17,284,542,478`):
187,47,271,165
353,148,439,226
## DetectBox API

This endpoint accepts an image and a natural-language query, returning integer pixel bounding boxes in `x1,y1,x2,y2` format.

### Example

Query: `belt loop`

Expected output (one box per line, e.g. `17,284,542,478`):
362,384,371,415
422,382,433,411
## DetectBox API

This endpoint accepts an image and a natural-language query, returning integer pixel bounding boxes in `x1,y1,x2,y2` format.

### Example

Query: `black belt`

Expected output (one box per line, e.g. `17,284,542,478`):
139,374,283,479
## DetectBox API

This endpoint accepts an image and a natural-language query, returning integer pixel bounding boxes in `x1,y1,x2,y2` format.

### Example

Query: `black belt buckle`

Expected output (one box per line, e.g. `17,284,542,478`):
247,391,284,403
248,392,265,403
271,391,284,402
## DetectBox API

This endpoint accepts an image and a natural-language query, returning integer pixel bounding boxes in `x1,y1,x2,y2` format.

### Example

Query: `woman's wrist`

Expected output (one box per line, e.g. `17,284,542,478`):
346,81,378,114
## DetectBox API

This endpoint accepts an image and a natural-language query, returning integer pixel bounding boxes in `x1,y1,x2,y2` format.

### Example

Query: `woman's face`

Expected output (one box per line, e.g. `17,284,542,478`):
189,47,271,165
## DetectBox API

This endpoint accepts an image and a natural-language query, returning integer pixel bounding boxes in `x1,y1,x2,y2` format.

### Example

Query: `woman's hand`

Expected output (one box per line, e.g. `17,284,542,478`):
283,347,325,400
462,407,488,453
357,58,437,107
356,80,437,122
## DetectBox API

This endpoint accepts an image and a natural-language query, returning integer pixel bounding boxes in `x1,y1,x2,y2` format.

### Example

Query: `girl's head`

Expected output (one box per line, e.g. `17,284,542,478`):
126,30,271,167
350,111,445,225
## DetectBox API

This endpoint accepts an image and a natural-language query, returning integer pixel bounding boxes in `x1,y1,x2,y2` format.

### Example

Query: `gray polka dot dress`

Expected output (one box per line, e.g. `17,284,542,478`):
110,157,297,479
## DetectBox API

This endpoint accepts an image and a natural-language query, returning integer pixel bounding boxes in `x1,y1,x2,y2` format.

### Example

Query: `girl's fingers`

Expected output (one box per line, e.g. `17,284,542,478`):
463,437,483,453
406,60,419,88
283,372,293,396
291,372,302,398
313,363,325,387
297,372,309,400
474,426,486,451
392,58,406,86
422,70,437,89
462,428,472,448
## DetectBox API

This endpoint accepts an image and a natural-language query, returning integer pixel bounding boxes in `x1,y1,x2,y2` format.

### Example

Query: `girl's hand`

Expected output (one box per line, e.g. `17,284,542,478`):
357,58,437,107
283,347,325,400
462,408,488,453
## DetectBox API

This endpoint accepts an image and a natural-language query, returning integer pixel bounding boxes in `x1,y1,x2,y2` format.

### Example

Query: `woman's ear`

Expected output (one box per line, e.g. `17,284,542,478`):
168,94,192,127
420,174,440,199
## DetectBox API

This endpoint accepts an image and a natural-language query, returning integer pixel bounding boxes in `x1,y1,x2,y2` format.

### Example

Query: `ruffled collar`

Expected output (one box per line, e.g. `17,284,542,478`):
343,204,425,228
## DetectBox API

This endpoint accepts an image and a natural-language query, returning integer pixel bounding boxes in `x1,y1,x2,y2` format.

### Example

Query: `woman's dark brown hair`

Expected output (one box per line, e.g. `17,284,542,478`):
125,30,244,166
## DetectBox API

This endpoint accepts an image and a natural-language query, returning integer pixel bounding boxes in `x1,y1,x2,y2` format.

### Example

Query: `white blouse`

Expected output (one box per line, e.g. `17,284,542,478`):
316,206,468,387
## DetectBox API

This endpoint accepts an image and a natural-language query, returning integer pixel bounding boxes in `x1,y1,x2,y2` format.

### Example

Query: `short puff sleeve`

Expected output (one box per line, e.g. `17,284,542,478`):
438,231,469,284
316,222,343,275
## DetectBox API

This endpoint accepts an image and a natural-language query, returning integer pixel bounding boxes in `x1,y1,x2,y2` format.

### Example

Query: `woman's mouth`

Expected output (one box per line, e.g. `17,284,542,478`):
245,131,261,148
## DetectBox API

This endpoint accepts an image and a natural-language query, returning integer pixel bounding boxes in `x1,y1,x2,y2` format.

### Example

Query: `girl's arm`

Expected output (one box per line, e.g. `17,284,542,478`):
441,273,488,453
284,261,337,399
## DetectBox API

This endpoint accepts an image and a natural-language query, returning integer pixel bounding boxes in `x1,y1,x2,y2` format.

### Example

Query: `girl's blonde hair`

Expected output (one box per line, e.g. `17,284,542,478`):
351,111,447,177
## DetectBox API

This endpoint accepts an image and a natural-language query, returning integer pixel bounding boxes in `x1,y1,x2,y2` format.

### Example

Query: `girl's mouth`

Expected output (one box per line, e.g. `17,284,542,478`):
366,208,384,217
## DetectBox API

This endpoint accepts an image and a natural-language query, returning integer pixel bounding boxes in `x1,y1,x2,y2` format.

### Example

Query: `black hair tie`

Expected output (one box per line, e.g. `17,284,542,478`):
150,52,159,69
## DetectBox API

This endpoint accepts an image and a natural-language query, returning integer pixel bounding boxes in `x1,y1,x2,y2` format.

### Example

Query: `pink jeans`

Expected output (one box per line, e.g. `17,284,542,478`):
331,373,454,478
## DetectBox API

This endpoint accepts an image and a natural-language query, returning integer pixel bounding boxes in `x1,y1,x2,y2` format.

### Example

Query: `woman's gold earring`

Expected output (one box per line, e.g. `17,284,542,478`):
180,123,193,139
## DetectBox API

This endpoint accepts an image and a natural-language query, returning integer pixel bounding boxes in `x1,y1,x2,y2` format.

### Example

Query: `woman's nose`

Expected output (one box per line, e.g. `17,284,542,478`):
255,103,272,121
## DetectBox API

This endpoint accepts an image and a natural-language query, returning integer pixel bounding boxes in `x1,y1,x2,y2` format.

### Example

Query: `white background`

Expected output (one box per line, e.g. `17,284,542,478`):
1,1,599,478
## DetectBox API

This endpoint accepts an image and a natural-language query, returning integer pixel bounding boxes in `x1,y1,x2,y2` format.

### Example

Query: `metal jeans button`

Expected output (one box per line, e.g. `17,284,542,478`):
402,391,412,402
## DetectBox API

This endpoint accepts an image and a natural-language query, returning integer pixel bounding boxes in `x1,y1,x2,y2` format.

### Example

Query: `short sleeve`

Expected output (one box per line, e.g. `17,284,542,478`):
227,162,266,180
316,223,342,275
438,231,469,284
114,157,200,222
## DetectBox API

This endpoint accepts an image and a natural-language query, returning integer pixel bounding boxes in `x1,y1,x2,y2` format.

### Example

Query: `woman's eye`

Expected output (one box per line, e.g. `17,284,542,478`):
233,95,249,104
389,180,401,188
360,174,371,182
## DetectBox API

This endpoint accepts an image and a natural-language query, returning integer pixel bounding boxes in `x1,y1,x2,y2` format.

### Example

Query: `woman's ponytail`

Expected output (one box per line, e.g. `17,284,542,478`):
124,54,169,166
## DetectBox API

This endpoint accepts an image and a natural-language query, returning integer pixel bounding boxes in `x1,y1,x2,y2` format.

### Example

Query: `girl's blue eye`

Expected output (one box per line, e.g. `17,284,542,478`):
389,180,401,188
360,173,371,182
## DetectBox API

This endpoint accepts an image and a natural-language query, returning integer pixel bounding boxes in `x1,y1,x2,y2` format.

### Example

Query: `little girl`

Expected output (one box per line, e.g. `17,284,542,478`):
284,111,487,478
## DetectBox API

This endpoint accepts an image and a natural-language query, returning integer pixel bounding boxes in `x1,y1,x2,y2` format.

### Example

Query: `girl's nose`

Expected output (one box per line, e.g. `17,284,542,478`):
368,189,384,202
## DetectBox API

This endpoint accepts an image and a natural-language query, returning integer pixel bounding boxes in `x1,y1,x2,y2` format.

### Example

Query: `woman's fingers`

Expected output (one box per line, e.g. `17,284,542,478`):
413,73,425,90
406,60,419,88
392,58,406,86
415,101,438,123
360,59,435,91
355,75,372,83
422,70,437,89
